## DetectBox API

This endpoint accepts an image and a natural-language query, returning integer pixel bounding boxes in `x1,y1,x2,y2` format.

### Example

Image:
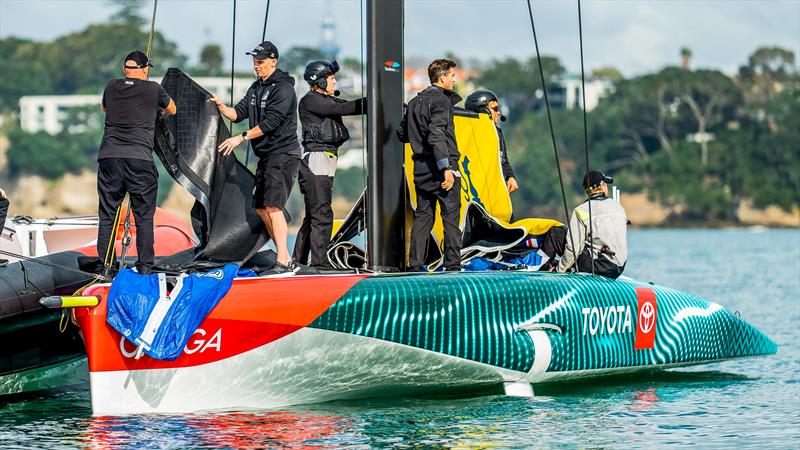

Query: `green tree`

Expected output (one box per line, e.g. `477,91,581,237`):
737,46,796,102
0,38,52,112
199,44,224,75
42,23,186,95
591,66,622,82
476,56,566,119
107,0,146,27
665,68,742,165
280,47,327,74
6,128,89,179
680,47,692,70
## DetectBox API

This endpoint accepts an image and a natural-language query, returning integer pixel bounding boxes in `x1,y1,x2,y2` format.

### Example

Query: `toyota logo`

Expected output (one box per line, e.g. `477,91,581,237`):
638,301,655,334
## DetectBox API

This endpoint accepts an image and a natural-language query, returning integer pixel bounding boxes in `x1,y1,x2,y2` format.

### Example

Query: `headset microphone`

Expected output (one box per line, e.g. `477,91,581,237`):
333,90,341,97
500,114,507,122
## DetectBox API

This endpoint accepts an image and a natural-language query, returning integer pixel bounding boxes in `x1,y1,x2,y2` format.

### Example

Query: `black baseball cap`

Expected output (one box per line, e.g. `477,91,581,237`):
124,50,153,69
246,41,279,60
582,171,614,190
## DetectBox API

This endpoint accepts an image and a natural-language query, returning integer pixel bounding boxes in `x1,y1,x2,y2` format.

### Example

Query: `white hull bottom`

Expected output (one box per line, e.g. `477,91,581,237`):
89,328,711,415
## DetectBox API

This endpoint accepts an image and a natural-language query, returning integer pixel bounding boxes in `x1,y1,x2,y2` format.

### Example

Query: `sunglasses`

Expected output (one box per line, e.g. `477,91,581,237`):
489,106,500,112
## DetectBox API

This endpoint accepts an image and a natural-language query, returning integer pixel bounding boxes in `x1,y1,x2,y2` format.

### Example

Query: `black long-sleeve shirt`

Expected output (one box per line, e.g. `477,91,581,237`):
396,86,461,191
298,91,365,154
496,126,515,180
233,69,301,158
0,194,8,229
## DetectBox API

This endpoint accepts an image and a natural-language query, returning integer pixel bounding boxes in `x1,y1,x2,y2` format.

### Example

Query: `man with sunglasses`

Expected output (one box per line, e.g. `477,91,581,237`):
465,90,518,193
96,50,176,275
293,60,366,269
212,41,302,274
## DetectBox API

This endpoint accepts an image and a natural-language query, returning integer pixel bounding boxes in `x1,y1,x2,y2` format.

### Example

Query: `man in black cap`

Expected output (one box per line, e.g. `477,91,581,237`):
96,50,177,274
397,58,462,272
546,170,628,278
212,41,301,273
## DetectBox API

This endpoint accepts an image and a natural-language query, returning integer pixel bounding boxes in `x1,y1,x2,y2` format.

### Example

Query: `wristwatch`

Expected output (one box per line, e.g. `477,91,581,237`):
241,131,249,141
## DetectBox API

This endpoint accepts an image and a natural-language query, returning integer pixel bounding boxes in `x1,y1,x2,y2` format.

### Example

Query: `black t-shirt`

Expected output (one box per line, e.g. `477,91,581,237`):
99,78,171,161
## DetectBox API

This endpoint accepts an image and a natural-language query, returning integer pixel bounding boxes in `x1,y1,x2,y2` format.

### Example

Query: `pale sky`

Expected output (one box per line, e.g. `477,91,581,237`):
1,0,798,77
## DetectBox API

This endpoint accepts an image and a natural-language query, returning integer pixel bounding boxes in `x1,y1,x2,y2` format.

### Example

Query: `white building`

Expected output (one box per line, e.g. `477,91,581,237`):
18,77,255,135
19,95,101,134
552,76,612,112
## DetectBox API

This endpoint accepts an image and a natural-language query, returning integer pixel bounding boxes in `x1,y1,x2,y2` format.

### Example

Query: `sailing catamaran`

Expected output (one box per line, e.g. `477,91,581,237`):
21,0,781,414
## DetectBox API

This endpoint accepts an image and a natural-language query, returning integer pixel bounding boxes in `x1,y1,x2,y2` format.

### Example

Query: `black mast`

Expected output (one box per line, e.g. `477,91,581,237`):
366,0,405,271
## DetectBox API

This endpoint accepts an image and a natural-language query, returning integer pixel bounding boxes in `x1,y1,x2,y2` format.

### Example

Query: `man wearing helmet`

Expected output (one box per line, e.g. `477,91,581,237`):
293,60,366,269
465,90,518,194
212,41,302,274
397,59,462,272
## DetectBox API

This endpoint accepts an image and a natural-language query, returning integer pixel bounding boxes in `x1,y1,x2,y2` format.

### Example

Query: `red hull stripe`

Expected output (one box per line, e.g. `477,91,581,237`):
76,274,368,372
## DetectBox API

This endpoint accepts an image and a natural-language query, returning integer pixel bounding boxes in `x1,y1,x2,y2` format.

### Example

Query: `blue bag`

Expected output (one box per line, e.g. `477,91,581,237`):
106,264,238,361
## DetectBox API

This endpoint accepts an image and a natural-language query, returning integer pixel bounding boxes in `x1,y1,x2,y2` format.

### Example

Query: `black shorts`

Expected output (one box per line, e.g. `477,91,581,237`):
253,153,300,209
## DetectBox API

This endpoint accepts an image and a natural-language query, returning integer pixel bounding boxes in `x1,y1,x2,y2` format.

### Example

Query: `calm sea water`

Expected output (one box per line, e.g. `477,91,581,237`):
1,229,798,448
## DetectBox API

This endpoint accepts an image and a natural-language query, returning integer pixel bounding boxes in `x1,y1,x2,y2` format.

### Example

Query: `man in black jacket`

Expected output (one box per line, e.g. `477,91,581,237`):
397,59,462,271
465,90,518,193
213,41,302,273
293,60,365,269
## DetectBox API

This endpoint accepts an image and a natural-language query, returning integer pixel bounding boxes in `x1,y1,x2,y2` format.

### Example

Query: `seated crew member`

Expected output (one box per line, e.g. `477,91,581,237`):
550,171,628,278
0,187,8,266
213,41,302,273
397,59,462,272
96,51,177,275
293,60,366,269
464,90,518,193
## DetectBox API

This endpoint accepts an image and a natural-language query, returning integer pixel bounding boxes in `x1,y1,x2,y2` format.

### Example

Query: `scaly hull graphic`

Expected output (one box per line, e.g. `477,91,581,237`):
75,272,777,415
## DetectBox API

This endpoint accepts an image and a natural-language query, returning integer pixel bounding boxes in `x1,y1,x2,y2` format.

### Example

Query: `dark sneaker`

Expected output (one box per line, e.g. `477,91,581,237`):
272,259,300,275
444,265,463,272
136,266,153,275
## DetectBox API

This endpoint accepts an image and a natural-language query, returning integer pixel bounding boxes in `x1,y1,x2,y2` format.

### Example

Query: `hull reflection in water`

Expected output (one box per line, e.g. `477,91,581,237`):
83,410,344,448
74,271,777,415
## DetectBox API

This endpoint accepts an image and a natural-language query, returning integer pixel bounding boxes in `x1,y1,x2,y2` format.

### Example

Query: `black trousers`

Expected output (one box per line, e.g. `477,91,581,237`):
0,196,8,230
293,158,334,268
96,158,158,271
410,178,462,270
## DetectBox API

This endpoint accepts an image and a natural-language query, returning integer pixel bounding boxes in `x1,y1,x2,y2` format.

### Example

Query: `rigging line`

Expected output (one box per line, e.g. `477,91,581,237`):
261,0,271,42
577,0,595,276
229,0,237,138
145,0,159,59
359,0,368,247
525,0,579,269
248,0,271,168
0,249,108,281
111,0,159,275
